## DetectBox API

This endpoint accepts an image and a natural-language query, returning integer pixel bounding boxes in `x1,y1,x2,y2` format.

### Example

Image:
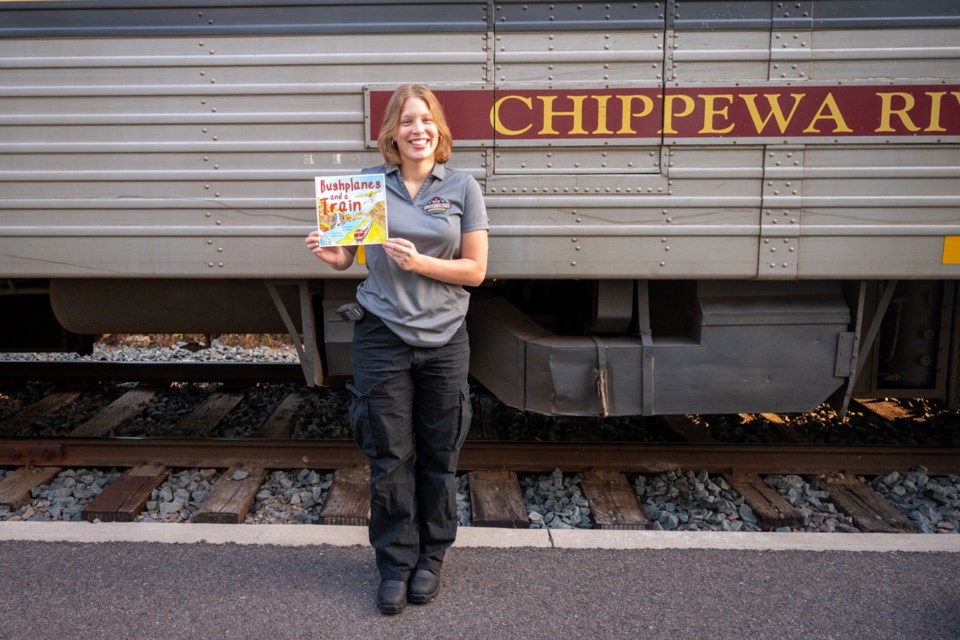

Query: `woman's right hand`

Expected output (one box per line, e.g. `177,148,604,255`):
305,231,355,270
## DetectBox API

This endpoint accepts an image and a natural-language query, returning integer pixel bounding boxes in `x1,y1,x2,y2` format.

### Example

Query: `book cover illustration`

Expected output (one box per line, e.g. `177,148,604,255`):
315,174,388,246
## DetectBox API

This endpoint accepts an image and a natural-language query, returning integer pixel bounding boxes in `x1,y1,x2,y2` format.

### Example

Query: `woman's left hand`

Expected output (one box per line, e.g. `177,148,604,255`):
382,238,421,271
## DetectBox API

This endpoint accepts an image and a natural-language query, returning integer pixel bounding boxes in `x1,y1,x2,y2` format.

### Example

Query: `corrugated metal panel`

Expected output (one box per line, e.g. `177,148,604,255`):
671,0,960,30
796,145,960,278
0,30,488,277
0,0,489,37
494,0,664,31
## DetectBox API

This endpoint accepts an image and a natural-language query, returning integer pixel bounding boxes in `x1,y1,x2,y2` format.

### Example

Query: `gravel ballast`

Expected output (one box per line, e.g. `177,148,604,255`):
2,336,959,533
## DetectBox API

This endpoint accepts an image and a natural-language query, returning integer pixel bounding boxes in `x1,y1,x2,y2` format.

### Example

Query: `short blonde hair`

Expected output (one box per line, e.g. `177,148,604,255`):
377,84,453,166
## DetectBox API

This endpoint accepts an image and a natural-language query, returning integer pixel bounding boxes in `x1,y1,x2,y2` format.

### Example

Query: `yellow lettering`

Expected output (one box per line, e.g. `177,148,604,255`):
740,93,805,134
616,94,655,134
802,92,853,134
660,94,696,135
699,93,735,134
592,95,613,135
876,92,921,133
538,95,588,135
923,91,947,132
491,95,533,136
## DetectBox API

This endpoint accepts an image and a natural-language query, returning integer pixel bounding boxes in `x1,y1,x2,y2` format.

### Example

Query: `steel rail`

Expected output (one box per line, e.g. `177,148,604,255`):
2,438,959,476
0,361,306,384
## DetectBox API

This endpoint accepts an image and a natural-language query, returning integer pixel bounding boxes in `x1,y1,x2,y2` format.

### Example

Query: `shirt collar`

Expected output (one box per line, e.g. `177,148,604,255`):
385,163,446,181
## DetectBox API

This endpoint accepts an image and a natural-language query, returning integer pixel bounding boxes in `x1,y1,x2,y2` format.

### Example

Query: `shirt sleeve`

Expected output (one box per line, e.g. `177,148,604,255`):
461,175,489,233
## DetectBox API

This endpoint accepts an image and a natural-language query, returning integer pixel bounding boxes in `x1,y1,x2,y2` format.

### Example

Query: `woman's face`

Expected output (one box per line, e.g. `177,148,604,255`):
394,97,438,165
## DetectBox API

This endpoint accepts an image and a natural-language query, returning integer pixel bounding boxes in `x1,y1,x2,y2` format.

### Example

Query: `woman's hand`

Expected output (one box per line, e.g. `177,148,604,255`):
305,230,356,270
382,238,421,271
382,231,487,286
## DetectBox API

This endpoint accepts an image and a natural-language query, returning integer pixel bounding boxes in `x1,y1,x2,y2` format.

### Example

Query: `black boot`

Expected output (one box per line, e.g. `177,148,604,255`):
377,580,407,615
407,569,440,604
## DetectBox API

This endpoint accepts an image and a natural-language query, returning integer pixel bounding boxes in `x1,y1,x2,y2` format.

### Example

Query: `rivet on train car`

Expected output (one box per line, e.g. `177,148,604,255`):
204,185,210,190
206,212,212,217
216,220,222,225
217,247,223,253
203,156,209,162
202,128,208,133
771,247,777,253
575,246,581,251
782,263,789,268
208,262,214,268
769,263,776,268
207,240,213,245
659,262,666,267
199,41,204,47
789,247,796,252
571,261,577,266
764,238,770,244
571,238,577,242
664,246,670,252
666,218,672,223
218,262,224,267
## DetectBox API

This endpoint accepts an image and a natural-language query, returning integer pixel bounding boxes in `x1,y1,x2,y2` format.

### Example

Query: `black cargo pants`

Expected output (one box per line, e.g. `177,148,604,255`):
348,312,472,582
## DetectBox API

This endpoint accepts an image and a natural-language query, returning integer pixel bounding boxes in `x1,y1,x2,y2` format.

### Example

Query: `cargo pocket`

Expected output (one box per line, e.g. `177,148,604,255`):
346,381,377,459
455,384,472,451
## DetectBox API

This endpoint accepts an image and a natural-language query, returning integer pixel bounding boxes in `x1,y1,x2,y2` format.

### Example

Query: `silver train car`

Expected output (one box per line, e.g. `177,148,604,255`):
1,0,959,417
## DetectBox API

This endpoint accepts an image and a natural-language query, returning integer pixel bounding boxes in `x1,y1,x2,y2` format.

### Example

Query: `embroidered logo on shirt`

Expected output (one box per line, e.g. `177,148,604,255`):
422,197,451,215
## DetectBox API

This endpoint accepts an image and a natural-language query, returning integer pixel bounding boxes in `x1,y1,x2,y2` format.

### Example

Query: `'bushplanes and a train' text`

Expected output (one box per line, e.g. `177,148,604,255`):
370,85,960,141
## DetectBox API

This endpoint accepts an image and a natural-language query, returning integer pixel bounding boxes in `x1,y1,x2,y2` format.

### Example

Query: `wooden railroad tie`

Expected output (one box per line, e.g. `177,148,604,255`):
579,470,651,530
853,398,939,445
0,466,62,511
0,391,81,438
468,469,529,528
81,464,167,523
317,466,371,526
258,391,307,439
657,415,716,443
737,413,806,444
192,466,268,524
69,387,158,437
819,473,916,533
167,391,244,438
725,473,804,530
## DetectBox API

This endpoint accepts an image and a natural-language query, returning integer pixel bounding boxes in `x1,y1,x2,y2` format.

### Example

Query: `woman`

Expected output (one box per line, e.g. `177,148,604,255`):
305,84,489,615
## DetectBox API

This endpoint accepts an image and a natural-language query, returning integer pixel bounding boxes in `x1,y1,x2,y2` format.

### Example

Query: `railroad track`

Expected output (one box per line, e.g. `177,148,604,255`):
1,376,959,535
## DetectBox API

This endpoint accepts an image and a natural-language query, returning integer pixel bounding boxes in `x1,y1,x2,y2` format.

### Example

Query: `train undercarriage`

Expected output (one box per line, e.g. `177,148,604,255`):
2,277,957,417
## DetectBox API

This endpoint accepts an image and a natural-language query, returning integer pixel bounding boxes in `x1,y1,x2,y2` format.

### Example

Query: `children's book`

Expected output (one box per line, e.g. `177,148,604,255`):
315,174,388,246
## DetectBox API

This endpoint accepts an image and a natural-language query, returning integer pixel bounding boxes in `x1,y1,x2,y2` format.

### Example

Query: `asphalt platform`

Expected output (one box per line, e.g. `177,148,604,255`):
0,523,958,640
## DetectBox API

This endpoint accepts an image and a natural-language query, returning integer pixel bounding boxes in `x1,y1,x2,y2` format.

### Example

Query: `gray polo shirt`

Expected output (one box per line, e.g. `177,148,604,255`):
355,163,489,347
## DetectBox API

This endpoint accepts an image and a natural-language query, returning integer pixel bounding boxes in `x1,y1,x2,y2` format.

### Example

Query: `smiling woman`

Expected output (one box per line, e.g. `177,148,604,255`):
305,83,489,615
